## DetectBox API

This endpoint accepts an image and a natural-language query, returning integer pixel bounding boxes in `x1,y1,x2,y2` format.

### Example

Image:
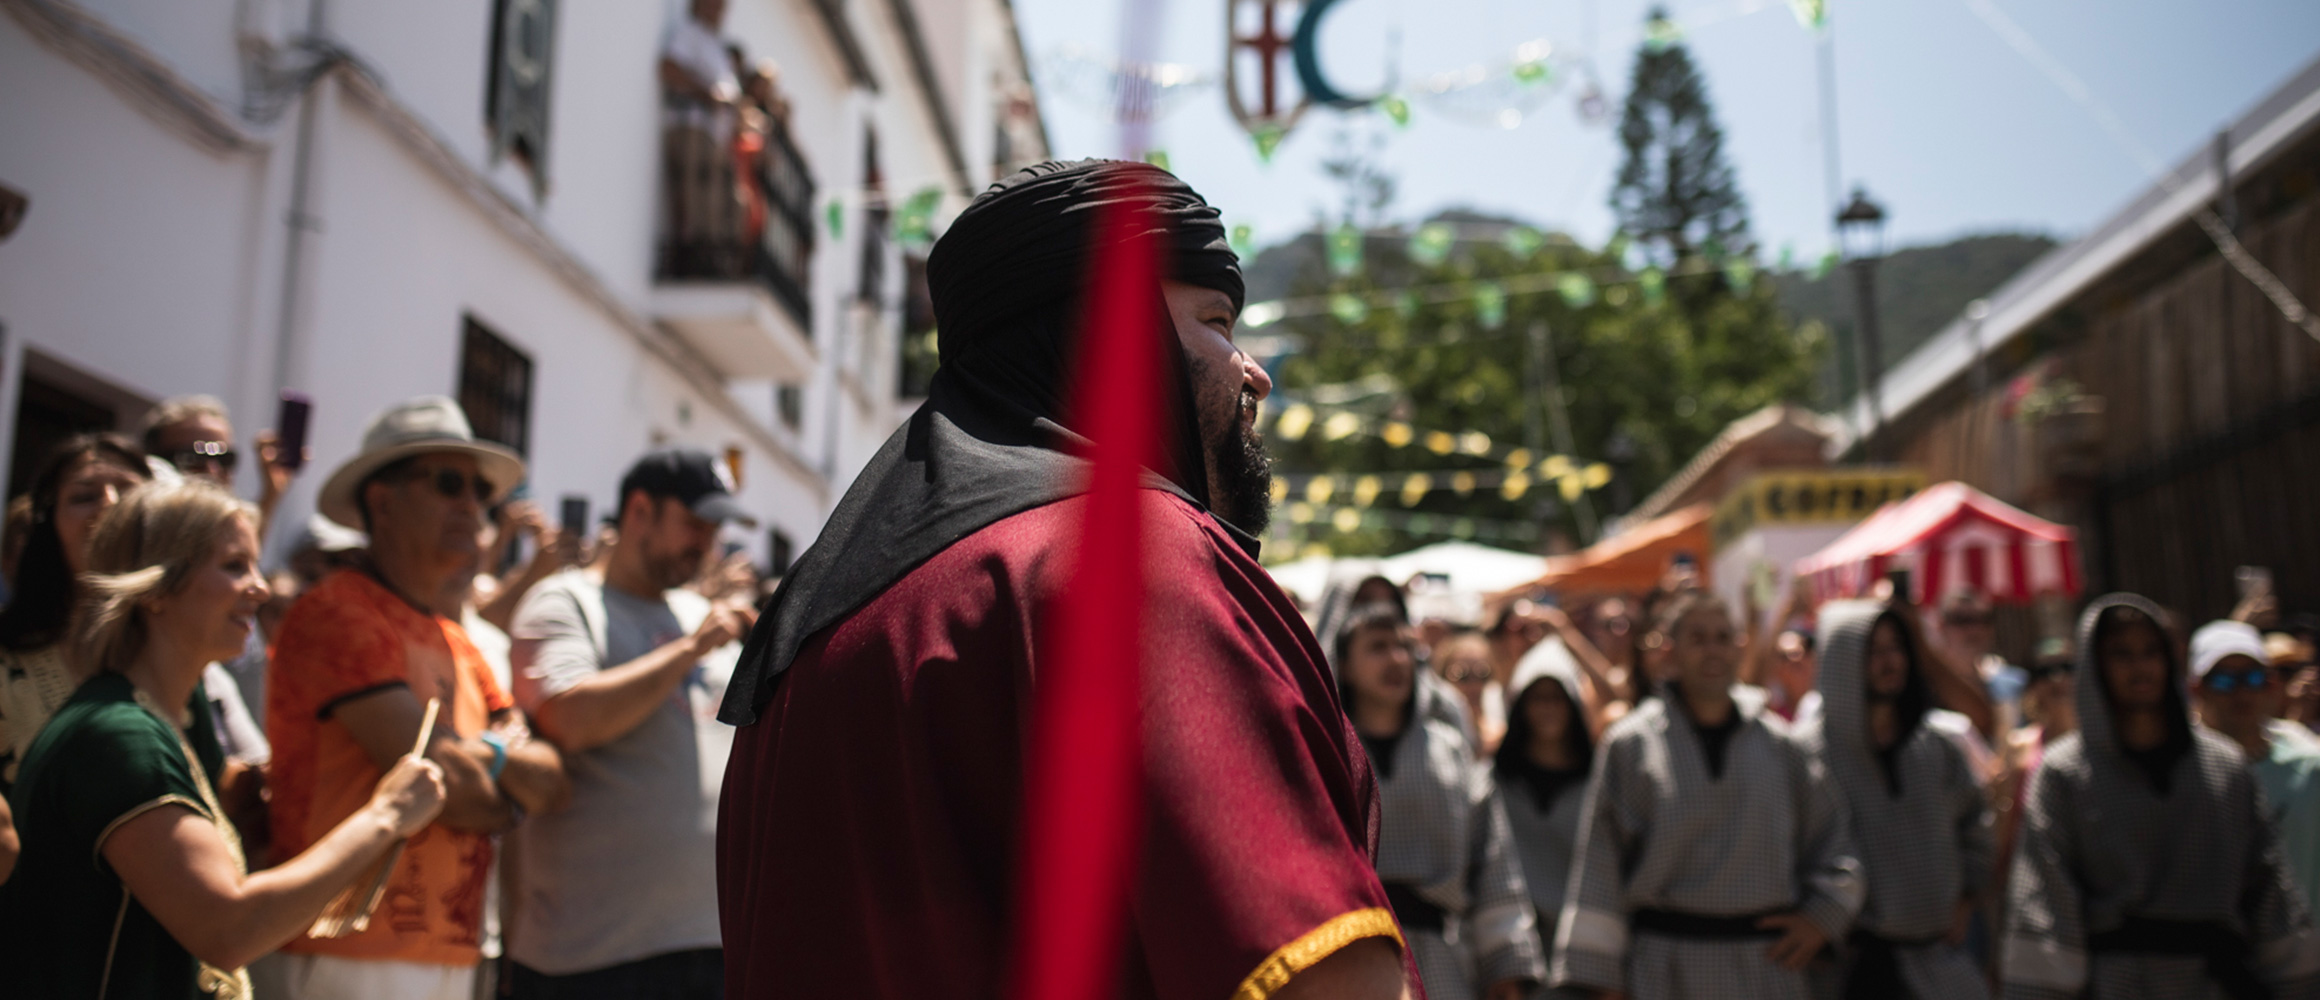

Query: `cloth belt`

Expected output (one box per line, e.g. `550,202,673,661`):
1383,883,1447,933
1844,928,1948,999
2089,917,2269,1000
1630,909,1785,940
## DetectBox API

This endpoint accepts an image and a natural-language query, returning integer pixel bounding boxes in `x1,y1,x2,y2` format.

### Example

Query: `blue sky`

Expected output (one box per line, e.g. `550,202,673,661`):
1011,0,2320,263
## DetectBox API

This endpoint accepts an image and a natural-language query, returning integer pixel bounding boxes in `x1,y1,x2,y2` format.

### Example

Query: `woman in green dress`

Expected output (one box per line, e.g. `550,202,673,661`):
0,480,447,998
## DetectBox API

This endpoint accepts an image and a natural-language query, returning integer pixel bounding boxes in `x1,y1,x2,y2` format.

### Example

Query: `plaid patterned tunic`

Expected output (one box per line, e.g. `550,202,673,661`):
1550,687,1864,1000
1374,680,1547,1000
1806,602,1993,999
2002,594,2320,1000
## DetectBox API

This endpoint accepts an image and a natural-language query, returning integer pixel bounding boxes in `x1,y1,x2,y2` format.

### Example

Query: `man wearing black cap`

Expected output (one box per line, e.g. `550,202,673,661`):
504,449,758,998
717,160,1408,1000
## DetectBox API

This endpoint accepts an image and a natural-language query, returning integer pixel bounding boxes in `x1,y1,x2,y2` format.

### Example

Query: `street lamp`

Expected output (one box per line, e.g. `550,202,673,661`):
1836,186,1888,460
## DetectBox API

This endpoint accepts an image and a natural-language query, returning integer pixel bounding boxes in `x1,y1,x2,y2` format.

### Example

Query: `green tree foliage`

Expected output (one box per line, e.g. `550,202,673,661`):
1262,221,1821,558
1610,9,1750,271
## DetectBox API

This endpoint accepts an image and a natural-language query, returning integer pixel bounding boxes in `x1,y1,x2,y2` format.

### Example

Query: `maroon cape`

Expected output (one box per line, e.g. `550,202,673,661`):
717,491,1401,999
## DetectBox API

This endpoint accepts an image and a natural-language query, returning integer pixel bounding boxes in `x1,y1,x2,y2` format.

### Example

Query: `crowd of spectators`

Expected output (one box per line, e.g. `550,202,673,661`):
0,392,763,1000
1326,559,2320,999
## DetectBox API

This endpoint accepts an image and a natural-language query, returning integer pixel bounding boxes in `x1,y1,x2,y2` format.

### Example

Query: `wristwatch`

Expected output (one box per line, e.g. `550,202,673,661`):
480,731,510,781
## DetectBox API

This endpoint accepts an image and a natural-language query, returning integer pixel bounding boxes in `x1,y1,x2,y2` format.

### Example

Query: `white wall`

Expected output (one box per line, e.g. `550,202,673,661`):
0,0,1042,565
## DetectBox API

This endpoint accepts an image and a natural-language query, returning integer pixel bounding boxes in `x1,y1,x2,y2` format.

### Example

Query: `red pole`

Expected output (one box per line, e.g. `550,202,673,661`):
1007,185,1162,1000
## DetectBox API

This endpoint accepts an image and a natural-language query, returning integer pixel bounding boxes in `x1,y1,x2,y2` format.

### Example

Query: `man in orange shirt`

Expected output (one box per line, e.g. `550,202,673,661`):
266,396,568,999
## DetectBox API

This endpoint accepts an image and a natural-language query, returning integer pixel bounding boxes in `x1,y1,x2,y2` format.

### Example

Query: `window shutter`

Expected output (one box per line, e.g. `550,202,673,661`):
488,0,558,199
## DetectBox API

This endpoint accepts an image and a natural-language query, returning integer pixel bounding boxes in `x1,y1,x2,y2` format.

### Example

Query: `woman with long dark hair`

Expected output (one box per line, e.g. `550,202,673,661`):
1334,601,1544,1000
0,433,149,784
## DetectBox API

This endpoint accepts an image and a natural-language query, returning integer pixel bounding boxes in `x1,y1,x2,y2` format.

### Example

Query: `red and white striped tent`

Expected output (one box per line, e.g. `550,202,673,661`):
1794,481,2082,606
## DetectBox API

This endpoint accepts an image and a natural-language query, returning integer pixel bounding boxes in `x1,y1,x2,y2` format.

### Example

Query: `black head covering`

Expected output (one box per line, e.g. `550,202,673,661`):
2075,592,2195,791
720,159,1249,725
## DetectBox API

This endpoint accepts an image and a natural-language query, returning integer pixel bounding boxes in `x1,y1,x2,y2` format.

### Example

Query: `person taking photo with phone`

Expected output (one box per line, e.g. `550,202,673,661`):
502,449,758,997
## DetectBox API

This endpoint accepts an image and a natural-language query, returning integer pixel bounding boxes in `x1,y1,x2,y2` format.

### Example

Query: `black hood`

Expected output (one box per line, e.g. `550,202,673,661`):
720,159,1247,725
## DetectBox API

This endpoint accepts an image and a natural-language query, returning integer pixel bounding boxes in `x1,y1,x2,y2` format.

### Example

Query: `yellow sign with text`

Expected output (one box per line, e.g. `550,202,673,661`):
1711,468,1926,550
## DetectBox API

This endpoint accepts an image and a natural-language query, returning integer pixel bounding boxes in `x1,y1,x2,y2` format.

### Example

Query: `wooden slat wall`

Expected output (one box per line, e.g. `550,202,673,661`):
1891,195,2320,625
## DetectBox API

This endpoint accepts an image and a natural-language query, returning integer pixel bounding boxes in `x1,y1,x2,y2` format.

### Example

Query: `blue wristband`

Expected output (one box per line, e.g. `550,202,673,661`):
480,731,509,781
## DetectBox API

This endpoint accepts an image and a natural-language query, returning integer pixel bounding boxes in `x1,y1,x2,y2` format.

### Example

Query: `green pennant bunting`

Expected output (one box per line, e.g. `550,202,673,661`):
1725,258,1757,294
1142,149,1171,172
1229,223,1257,262
1327,224,1364,278
1788,0,1827,30
1513,59,1551,86
825,199,845,240
892,186,942,246
1777,244,1796,271
1254,125,1287,163
1329,292,1370,324
1812,250,1839,280
1604,233,1631,266
1645,14,1683,51
1557,273,1596,309
1474,282,1507,329
1408,223,1455,266
1640,268,1667,308
1394,290,1420,319
1380,94,1412,128
1503,226,1545,260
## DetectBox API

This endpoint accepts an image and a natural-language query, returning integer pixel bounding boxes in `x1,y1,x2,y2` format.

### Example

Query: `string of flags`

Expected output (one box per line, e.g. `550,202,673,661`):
1275,502,1549,545
1265,402,1615,501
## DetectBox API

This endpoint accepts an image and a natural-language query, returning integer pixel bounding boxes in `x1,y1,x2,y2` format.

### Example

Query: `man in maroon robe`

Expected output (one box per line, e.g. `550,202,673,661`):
716,160,1411,1000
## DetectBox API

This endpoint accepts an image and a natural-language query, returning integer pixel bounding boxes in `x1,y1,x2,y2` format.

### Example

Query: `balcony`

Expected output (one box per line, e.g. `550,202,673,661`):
653,109,817,382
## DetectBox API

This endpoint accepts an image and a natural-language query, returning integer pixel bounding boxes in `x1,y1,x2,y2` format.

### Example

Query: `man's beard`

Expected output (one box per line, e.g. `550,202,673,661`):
1211,388,1273,536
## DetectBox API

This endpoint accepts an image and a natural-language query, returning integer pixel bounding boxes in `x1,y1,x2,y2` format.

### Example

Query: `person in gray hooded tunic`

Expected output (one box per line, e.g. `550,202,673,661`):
1551,590,1863,1000
1496,636,1596,999
1804,601,1991,1000
2003,593,2320,1000
1334,600,1545,1000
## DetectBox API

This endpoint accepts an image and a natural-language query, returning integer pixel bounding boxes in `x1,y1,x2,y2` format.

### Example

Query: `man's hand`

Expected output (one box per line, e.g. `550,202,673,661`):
1758,912,1828,970
690,603,756,658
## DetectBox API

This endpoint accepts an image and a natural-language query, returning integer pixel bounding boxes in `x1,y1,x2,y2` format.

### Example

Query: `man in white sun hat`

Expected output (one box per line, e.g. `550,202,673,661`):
2191,617,2320,913
262,396,569,1000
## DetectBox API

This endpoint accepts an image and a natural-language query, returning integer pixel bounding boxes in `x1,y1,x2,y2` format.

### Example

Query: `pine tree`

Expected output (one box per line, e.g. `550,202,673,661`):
1610,9,1751,267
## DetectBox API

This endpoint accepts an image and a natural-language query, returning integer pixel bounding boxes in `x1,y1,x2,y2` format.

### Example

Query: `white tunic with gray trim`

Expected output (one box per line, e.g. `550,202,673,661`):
1550,690,1864,1000
2002,593,2320,1000
1804,602,1992,1000
1373,680,1546,1000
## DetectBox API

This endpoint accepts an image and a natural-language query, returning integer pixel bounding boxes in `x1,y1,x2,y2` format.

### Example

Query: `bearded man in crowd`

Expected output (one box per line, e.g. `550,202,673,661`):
715,160,1409,1000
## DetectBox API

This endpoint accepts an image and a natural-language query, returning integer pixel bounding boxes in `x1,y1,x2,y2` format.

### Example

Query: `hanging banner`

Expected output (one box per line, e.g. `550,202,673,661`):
1710,468,1928,550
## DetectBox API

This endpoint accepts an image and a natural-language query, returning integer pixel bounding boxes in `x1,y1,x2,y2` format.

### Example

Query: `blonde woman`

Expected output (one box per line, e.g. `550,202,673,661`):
0,481,446,998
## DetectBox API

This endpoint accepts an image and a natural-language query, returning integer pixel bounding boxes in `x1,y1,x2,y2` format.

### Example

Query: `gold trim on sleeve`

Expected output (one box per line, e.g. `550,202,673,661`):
1231,907,1405,1000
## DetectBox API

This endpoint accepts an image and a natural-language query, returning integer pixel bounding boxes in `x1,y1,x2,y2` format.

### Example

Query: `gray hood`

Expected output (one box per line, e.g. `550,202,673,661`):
1814,600,1933,771
2073,591,2194,763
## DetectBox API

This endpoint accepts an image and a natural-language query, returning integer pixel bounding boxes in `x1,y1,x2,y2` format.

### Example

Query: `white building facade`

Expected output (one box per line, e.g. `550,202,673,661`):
0,0,1048,566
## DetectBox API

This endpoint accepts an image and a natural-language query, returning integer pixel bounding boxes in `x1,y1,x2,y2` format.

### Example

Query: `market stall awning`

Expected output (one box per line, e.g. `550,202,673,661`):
1794,481,2081,606
1507,503,1714,600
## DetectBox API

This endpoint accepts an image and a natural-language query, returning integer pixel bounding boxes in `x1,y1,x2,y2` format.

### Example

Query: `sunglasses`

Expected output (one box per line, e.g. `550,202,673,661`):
170,441,238,474
2204,667,2271,694
400,466,495,504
